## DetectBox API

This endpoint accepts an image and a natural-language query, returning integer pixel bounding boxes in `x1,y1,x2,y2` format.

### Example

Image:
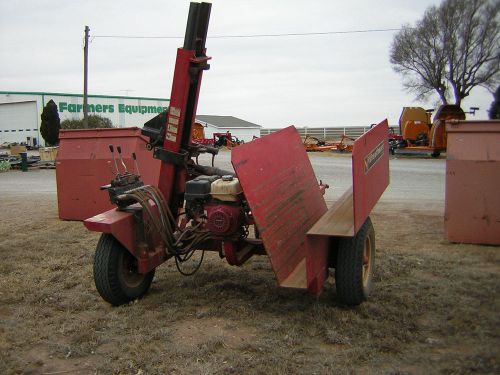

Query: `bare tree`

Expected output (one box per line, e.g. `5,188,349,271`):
390,0,500,106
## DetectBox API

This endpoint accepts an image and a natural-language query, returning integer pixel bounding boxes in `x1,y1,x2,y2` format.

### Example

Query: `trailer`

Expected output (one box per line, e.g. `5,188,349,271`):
83,2,389,307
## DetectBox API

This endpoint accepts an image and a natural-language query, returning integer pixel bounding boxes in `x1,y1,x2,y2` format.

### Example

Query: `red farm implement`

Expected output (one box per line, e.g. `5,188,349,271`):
84,2,389,307
303,135,355,153
191,123,243,149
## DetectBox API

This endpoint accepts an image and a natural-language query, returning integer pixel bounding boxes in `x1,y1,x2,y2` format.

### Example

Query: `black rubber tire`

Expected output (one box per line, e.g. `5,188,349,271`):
335,217,375,306
93,233,155,306
431,151,441,158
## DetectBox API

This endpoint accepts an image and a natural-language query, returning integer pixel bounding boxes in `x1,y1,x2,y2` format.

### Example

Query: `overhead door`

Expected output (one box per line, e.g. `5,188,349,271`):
0,101,38,145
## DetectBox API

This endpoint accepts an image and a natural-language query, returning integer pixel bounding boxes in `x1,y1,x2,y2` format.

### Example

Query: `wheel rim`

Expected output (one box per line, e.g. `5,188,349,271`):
362,235,372,287
120,251,145,288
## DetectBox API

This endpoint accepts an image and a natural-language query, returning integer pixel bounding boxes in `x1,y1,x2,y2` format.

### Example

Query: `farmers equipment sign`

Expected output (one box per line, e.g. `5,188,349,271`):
58,102,168,115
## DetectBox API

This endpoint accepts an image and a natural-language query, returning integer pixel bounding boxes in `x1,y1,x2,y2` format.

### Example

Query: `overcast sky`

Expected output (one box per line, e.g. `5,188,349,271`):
0,0,494,128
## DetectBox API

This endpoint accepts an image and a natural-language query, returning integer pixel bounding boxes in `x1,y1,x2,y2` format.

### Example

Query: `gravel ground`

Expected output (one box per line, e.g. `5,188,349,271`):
0,151,445,204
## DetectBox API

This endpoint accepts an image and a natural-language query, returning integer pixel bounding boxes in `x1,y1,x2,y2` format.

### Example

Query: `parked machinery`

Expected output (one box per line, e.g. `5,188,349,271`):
191,123,243,148
303,135,354,153
191,122,213,145
396,105,466,157
213,132,243,148
84,2,389,307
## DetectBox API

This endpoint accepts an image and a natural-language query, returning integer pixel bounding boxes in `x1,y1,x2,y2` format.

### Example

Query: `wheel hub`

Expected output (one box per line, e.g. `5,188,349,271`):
121,252,145,288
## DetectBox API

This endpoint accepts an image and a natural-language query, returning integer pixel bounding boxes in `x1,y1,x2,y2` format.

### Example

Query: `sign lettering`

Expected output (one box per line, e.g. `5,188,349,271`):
364,141,385,174
57,102,167,115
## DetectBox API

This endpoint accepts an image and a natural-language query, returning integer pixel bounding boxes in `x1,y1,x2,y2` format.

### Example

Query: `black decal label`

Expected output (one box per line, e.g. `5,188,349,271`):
364,141,384,174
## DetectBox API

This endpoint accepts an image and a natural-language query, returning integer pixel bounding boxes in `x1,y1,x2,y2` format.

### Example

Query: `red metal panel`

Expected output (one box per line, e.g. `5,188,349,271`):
304,120,389,297
445,120,500,245
84,208,136,253
56,128,161,221
352,120,389,233
157,50,210,211
307,187,354,237
231,126,327,288
305,235,330,296
157,49,193,203
84,207,169,273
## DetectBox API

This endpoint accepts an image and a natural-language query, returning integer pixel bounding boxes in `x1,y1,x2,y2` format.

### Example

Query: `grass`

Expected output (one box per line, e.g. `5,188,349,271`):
0,197,499,375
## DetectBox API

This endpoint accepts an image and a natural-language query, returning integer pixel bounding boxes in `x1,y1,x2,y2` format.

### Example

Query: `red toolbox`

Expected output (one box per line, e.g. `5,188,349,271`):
56,127,160,221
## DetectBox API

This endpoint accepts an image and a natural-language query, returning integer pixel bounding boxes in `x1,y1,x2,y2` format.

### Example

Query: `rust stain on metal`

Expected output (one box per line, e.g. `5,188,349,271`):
232,126,327,286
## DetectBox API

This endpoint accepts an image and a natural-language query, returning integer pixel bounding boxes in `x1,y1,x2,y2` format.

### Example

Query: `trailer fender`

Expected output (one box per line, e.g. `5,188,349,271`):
84,208,137,255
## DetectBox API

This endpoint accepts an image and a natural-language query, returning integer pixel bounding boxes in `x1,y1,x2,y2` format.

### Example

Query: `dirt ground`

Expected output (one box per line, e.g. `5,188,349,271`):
0,187,499,374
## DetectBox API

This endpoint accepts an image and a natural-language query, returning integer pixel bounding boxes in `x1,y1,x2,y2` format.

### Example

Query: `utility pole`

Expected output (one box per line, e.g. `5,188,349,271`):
83,25,90,129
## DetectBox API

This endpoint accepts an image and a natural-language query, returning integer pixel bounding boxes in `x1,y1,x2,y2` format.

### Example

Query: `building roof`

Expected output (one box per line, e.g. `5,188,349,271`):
0,91,169,102
196,115,261,129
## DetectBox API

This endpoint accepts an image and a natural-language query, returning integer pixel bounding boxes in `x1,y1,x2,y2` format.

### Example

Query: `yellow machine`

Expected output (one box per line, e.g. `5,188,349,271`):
192,122,206,142
398,105,466,157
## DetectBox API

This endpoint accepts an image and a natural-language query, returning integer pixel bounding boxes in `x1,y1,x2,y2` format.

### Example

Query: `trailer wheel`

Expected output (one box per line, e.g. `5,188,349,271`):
335,217,375,306
93,233,155,306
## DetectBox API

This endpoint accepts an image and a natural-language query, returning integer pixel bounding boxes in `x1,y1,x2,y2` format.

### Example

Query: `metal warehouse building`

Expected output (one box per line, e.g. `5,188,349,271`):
0,91,262,146
0,91,170,146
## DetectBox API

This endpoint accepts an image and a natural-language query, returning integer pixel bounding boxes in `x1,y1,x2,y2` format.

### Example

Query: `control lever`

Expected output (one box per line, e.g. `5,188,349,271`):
108,144,121,177
116,145,128,174
103,146,144,208
132,152,140,176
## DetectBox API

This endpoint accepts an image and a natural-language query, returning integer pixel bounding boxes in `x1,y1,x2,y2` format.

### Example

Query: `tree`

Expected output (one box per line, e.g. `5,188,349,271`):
40,100,61,146
390,0,500,106
61,115,114,129
489,85,500,119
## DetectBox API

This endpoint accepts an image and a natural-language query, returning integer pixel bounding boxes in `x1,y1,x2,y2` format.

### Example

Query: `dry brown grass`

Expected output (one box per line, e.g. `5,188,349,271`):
0,195,499,375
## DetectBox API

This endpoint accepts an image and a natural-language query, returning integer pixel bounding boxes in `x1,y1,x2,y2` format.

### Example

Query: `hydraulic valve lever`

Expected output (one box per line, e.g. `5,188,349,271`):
132,152,140,176
116,145,128,174
108,144,120,177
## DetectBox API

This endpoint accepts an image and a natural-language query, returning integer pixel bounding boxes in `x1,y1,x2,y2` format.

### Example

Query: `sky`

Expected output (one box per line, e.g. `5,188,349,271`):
0,0,495,128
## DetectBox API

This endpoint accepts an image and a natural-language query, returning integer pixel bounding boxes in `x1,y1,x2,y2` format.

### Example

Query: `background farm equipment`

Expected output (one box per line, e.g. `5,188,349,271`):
213,132,243,148
191,122,214,145
387,128,404,155
303,134,354,152
83,2,389,307
394,105,466,157
191,122,244,149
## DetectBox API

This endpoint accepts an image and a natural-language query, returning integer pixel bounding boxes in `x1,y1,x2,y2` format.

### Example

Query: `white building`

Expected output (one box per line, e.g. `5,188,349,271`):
0,91,262,146
0,91,169,146
195,115,261,143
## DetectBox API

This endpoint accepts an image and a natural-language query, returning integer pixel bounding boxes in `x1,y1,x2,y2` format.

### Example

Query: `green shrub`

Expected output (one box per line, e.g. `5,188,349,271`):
61,115,114,129
0,161,11,172
40,100,61,146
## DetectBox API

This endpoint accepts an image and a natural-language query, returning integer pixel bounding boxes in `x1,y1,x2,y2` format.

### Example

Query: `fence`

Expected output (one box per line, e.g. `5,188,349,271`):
260,125,400,140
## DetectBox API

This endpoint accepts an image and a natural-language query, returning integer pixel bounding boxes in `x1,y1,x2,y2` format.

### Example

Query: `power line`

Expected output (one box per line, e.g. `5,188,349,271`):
93,28,403,40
